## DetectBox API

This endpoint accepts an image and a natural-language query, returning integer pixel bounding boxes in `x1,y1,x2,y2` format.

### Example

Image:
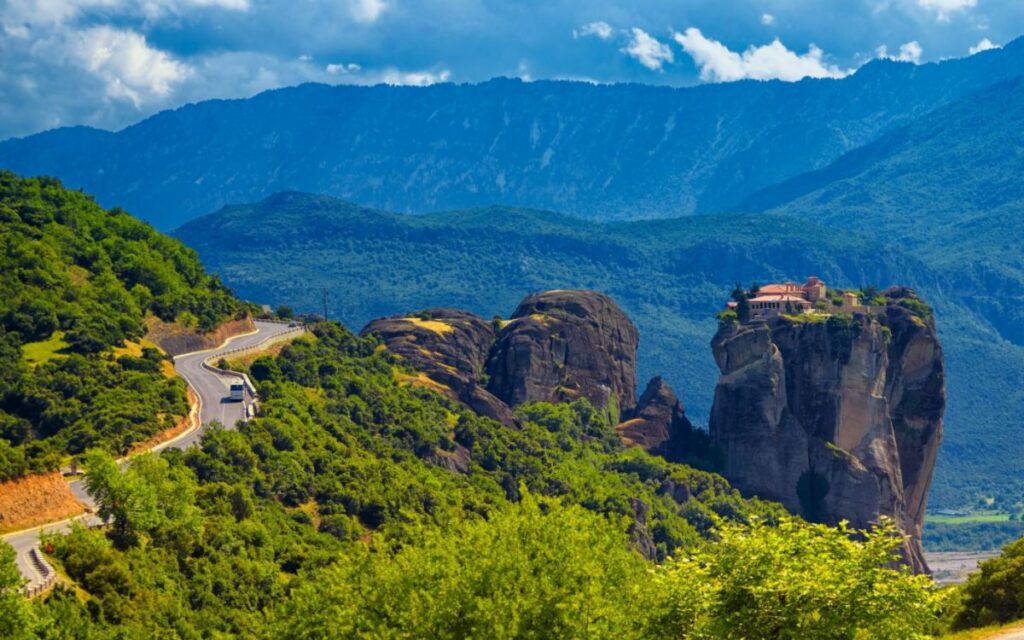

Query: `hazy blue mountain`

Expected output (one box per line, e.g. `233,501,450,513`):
172,191,1021,513
3,40,1024,230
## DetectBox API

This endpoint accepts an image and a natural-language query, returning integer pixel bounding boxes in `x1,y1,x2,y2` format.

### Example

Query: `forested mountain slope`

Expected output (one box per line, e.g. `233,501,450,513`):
3,323,945,638
0,172,246,480
0,177,950,637
174,191,1011,513
1,40,1022,229
177,192,935,419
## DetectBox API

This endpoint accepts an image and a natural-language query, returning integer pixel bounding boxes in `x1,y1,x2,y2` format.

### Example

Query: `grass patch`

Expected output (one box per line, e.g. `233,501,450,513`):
781,312,830,324
394,370,454,398
21,331,69,367
403,317,454,335
929,513,1011,525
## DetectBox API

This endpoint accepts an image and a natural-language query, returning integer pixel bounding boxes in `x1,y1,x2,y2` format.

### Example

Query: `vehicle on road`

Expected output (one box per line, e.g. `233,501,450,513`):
228,383,245,402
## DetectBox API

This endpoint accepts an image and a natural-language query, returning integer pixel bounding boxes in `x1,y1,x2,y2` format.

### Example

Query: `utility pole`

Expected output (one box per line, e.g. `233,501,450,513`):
321,287,329,321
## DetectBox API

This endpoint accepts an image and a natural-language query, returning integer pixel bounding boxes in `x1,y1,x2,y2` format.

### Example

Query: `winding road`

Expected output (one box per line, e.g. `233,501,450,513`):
2,321,301,594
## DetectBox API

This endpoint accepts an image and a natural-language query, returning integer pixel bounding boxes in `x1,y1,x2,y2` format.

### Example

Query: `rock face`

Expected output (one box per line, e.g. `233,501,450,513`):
709,288,944,573
616,377,694,460
360,309,516,426
362,290,643,426
485,290,639,419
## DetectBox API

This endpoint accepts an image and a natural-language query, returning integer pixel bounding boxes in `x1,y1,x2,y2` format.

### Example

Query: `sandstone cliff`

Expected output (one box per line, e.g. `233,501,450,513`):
360,309,516,426
363,291,662,437
485,290,639,418
616,376,695,460
709,288,944,572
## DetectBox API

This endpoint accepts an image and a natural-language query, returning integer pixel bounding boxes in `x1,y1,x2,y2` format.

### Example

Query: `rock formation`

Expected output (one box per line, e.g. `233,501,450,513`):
363,290,649,429
485,290,639,418
363,291,709,464
709,288,944,573
616,376,694,460
360,309,516,426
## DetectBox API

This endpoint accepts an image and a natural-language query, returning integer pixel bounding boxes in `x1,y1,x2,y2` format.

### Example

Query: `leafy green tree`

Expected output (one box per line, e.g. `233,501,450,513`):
0,542,36,640
644,517,945,639
274,496,648,639
954,536,1024,629
83,449,201,549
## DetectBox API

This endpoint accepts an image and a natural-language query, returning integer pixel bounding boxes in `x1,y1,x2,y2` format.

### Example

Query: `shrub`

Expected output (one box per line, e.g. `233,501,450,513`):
954,537,1024,629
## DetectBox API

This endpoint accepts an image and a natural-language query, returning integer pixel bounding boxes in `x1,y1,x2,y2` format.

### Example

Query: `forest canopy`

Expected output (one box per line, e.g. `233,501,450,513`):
0,172,246,480
3,322,947,638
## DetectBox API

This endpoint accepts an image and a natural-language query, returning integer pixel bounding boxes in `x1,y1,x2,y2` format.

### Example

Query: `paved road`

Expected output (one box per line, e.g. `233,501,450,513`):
2,321,299,593
169,321,297,449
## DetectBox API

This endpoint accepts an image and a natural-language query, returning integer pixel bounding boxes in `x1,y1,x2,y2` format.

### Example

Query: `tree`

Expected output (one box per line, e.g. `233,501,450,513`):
83,450,200,549
643,517,945,639
276,305,294,319
0,542,36,640
273,496,649,639
954,536,1024,629
731,283,751,323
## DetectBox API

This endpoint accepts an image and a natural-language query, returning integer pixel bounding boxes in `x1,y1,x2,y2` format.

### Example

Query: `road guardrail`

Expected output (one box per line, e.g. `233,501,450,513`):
23,546,57,597
201,325,308,397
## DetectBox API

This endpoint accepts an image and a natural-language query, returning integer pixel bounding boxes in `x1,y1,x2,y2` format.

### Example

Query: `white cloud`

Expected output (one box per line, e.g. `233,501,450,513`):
349,0,387,23
3,23,30,39
917,0,977,21
621,27,674,71
326,62,362,74
186,0,250,9
761,13,776,26
573,21,614,40
517,60,532,81
298,54,312,62
3,0,248,24
969,38,999,54
71,26,191,107
674,28,848,82
379,68,451,86
876,41,923,63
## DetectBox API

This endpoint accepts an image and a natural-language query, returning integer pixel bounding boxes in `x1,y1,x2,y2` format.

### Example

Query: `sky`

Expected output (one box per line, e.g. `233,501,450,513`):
1,0,1022,140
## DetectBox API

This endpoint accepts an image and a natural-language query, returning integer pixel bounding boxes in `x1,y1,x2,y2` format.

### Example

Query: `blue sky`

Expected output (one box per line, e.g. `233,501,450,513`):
1,0,1022,140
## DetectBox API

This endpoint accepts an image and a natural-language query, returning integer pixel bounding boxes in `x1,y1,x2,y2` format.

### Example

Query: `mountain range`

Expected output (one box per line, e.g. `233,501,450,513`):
0,39,1022,229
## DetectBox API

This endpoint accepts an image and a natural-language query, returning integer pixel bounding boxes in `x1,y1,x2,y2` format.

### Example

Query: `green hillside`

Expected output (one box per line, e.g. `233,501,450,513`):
0,172,246,480
176,191,1011,513
178,192,934,416
2,323,945,638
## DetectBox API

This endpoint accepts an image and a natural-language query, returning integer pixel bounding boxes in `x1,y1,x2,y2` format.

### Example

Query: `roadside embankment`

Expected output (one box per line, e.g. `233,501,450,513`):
0,473,85,535
146,315,257,356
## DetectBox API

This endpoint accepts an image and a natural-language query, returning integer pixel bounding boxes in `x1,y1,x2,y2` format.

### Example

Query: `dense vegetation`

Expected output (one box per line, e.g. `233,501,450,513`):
178,190,1013,527
0,172,246,480
953,538,1024,630
1,323,947,638
925,520,1024,552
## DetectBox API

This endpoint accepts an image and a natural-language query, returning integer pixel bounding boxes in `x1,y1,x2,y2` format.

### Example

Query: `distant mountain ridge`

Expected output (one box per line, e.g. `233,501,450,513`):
739,76,1024,347
2,39,1024,229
